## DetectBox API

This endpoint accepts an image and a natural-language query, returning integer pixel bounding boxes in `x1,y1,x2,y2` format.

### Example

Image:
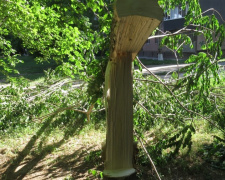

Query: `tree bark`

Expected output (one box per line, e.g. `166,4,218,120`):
104,52,135,178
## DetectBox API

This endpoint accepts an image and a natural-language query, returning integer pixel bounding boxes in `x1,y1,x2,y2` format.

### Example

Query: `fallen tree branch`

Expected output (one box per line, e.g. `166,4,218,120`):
134,78,181,87
33,105,86,122
33,103,96,123
137,57,225,134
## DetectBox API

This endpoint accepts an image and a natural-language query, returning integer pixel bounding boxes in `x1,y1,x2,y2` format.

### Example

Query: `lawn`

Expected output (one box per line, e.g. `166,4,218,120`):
0,55,188,83
0,118,224,179
0,56,58,83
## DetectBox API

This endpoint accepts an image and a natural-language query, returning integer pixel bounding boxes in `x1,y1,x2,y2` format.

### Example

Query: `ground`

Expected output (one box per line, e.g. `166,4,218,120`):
0,126,225,180
0,128,105,180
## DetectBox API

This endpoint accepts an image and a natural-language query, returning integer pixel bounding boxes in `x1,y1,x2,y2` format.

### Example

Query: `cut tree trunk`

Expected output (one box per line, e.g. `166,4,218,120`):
104,53,134,178
103,0,163,178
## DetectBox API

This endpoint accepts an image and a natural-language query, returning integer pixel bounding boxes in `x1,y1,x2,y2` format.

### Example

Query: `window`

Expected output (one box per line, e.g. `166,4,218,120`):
164,10,170,20
164,5,189,20
170,7,180,19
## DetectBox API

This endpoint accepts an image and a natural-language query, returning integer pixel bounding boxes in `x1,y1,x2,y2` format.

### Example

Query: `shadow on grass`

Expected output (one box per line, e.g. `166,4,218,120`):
135,144,225,180
46,147,104,180
1,111,89,180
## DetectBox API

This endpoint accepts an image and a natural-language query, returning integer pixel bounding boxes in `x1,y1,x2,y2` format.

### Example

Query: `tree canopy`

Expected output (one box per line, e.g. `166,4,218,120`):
1,0,224,78
0,0,113,76
1,0,224,82
1,0,225,131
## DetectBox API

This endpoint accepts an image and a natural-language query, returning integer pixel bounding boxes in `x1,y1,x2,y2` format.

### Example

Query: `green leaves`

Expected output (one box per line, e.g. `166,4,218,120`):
0,70,106,132
159,1,225,111
134,58,142,72
161,34,193,57
0,0,113,81
88,169,103,179
0,35,21,75
183,52,220,101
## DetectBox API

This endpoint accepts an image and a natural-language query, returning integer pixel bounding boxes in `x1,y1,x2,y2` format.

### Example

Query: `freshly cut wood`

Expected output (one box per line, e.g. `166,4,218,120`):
110,0,163,60
110,16,161,60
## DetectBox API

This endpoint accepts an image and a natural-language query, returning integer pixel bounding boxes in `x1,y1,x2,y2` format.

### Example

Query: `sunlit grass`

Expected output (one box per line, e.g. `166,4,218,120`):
28,76,45,87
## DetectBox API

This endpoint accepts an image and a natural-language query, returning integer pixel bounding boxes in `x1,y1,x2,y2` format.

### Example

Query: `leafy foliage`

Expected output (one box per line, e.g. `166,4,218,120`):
159,1,225,106
133,68,225,166
0,70,105,132
0,0,113,79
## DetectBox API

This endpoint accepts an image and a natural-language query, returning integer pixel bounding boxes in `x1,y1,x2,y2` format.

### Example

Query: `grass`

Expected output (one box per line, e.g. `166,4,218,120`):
1,118,224,180
0,122,105,180
16,56,58,75
139,58,186,66
0,56,188,84
0,56,58,83
138,118,225,179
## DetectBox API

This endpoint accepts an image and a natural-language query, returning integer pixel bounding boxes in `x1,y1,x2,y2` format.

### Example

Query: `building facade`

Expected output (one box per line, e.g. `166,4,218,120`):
139,0,225,60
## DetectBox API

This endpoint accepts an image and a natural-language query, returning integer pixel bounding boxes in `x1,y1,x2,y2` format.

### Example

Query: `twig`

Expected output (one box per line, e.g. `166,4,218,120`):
33,101,98,123
204,8,225,23
93,108,105,112
103,2,111,15
148,8,224,41
136,101,154,117
134,130,162,180
87,103,95,123
134,78,179,86
135,101,184,124
134,78,161,84
148,29,203,40
27,79,83,102
33,105,87,122
174,40,187,79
